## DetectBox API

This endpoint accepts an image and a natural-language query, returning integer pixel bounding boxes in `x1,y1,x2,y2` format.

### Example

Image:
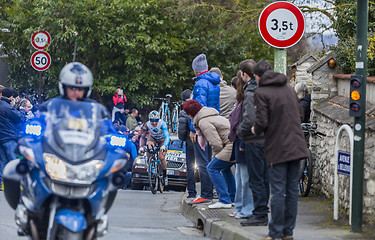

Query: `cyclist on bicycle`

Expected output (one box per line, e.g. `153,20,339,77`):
139,110,170,184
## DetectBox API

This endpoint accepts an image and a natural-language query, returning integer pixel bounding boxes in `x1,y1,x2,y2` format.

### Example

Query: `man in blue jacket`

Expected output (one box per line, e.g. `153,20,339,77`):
0,87,26,188
188,53,220,205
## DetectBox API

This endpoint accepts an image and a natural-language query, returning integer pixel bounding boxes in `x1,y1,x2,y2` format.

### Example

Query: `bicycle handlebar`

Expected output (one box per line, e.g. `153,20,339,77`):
301,123,326,137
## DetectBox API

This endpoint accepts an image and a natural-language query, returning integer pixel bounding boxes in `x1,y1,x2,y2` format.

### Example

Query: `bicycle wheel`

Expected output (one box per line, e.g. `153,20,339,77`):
158,162,164,193
299,148,313,197
148,158,158,194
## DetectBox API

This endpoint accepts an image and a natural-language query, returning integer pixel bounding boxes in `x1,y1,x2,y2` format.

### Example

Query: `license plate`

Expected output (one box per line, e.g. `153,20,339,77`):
167,170,175,175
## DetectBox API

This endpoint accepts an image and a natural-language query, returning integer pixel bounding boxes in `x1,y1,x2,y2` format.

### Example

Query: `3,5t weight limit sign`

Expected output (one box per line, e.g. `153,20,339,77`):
31,51,51,71
259,1,305,48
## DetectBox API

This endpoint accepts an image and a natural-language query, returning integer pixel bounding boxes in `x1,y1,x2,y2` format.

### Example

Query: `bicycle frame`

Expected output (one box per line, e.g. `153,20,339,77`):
145,145,163,194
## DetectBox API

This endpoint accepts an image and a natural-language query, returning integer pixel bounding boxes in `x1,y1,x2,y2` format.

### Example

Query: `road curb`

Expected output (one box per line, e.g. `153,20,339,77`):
180,194,264,240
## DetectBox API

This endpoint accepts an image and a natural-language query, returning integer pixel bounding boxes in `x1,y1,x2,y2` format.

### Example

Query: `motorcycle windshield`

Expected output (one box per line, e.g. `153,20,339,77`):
44,98,106,163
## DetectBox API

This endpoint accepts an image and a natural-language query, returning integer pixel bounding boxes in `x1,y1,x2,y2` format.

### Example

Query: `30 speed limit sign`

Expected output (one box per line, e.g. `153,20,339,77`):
30,51,51,71
258,1,305,48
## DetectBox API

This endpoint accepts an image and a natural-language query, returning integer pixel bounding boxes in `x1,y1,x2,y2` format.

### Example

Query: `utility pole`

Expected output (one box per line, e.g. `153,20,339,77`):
351,0,368,233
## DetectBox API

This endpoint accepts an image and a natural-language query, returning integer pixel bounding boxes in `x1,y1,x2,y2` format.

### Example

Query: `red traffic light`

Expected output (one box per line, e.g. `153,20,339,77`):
351,79,361,88
350,102,360,112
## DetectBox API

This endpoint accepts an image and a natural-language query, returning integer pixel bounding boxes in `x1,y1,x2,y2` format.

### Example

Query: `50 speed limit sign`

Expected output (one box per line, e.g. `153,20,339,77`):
258,1,305,48
30,51,51,71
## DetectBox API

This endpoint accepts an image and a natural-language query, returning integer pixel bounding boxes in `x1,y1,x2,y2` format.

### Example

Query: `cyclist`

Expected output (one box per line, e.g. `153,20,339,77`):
139,110,170,184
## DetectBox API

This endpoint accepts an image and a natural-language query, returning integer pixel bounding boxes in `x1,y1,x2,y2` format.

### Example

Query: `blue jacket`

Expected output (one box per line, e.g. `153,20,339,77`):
0,97,26,143
190,72,221,132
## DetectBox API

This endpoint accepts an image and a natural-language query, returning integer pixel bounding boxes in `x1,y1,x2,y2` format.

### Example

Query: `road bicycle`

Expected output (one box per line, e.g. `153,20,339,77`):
152,94,180,133
145,145,164,194
299,123,326,197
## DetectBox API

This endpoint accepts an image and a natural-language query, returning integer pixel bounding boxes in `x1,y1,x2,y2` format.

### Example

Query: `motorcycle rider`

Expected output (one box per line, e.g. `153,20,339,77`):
139,110,170,185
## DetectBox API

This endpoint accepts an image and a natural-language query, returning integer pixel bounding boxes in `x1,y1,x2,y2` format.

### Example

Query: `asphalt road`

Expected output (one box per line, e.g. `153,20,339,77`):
0,189,210,240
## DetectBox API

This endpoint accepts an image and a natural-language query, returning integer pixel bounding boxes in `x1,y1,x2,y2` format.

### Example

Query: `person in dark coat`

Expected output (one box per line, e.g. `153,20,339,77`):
0,87,26,186
251,61,308,240
295,82,311,123
178,89,196,198
236,60,269,227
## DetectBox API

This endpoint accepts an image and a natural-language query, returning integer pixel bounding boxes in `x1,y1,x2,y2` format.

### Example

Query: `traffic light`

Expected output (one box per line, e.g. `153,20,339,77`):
349,74,364,117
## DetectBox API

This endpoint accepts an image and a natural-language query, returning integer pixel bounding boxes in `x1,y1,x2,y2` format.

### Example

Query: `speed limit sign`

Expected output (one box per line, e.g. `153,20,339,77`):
258,1,305,48
30,51,51,71
31,30,51,50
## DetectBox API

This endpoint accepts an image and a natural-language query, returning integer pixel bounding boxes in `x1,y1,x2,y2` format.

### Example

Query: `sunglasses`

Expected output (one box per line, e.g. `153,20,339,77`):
67,86,85,91
150,119,159,123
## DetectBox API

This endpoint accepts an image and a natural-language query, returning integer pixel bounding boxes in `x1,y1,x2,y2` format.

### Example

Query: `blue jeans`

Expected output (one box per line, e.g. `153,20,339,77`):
268,160,300,239
193,141,213,199
207,157,235,204
0,140,18,183
245,143,269,217
234,163,254,217
185,144,196,197
123,172,132,189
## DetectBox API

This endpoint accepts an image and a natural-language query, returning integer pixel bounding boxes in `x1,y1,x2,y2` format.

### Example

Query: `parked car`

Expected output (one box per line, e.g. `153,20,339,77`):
131,135,187,191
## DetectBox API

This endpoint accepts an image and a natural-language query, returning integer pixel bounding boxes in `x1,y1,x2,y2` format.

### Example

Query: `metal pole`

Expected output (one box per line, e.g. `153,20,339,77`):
352,0,368,233
39,71,42,104
274,48,287,75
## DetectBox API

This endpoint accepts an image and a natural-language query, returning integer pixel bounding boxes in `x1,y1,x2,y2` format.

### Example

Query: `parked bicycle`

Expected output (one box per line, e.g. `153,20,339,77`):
299,123,326,197
145,145,164,194
152,94,180,133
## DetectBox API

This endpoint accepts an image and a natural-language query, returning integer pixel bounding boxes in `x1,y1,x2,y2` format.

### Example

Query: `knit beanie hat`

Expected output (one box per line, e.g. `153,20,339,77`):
2,87,14,98
192,54,208,73
181,89,192,102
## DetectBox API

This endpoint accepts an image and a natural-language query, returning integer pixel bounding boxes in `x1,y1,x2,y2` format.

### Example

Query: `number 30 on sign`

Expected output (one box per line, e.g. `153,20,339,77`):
30,51,51,71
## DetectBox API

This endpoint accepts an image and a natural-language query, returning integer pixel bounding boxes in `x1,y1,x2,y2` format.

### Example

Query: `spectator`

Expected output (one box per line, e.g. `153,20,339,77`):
228,72,254,219
12,88,20,107
184,100,234,209
112,87,127,121
210,67,236,119
0,85,4,98
295,82,311,123
237,59,270,227
178,89,196,198
126,108,139,131
188,53,220,205
19,99,35,122
251,61,307,240
0,87,26,189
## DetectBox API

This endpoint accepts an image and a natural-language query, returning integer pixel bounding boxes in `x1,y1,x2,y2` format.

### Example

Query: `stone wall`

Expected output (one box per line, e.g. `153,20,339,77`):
312,96,375,223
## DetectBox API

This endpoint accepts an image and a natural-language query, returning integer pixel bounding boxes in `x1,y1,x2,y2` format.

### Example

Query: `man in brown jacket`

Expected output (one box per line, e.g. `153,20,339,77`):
251,61,307,240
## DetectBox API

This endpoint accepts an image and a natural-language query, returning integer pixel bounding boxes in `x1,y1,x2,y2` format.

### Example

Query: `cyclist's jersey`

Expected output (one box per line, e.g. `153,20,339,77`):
140,120,170,147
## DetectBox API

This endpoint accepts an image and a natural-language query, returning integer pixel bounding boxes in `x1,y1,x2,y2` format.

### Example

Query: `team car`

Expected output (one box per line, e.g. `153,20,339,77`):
131,135,187,191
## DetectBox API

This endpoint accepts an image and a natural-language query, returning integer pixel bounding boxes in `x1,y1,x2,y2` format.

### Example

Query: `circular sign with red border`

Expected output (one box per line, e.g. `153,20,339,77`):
258,1,305,49
31,30,51,50
30,51,51,71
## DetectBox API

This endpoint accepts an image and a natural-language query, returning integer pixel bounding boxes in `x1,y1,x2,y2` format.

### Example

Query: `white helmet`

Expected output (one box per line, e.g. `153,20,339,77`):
58,62,93,98
148,110,160,120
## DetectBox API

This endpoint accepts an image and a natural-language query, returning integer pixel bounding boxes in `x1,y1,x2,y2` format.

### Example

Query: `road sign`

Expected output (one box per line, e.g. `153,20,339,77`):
31,30,51,50
30,51,51,71
258,1,305,48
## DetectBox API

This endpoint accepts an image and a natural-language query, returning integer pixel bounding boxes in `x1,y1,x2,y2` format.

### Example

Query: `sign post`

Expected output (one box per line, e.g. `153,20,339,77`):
258,1,305,74
30,30,51,104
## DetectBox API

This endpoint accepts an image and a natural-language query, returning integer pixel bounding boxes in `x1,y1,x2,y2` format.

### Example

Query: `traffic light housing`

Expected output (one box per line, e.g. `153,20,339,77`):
349,74,364,117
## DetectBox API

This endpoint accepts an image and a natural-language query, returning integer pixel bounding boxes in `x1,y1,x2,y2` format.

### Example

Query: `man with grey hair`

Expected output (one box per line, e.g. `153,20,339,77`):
210,67,236,119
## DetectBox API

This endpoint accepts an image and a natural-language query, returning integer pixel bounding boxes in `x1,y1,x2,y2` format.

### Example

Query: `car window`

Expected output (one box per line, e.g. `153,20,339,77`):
168,140,185,152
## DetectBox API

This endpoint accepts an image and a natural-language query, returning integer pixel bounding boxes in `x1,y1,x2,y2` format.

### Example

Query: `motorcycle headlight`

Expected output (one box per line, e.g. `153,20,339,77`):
43,153,103,184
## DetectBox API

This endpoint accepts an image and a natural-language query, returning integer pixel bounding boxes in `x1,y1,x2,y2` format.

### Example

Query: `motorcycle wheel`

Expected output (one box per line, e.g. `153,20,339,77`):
56,227,83,240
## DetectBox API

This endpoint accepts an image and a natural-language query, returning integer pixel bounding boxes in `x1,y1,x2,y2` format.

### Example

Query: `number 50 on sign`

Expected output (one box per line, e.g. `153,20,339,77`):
31,51,51,71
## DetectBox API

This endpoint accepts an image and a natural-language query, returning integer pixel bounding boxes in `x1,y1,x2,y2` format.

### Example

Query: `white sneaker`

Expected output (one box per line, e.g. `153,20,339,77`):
208,202,232,209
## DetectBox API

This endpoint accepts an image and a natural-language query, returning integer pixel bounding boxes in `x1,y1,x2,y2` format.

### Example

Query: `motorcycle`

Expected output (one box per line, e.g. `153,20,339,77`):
3,98,128,240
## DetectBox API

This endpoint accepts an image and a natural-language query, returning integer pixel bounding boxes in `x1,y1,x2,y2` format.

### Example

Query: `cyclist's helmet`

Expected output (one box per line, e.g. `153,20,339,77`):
59,62,94,98
148,110,160,121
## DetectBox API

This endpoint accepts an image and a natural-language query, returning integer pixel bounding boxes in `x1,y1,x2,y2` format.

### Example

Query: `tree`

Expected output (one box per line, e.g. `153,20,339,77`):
0,0,273,107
